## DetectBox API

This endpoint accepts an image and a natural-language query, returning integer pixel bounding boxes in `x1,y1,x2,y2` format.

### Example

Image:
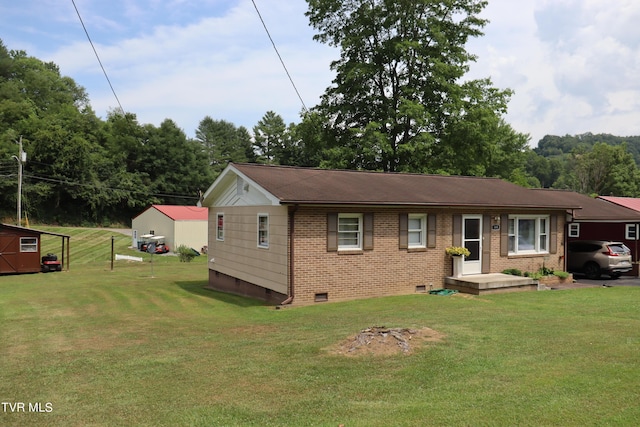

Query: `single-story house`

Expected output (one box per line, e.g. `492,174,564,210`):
132,205,208,252
200,163,582,305
0,224,70,274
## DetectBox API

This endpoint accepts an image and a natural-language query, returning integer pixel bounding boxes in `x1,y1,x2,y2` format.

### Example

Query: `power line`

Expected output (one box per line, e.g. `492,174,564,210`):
13,159,198,200
71,0,125,115
22,173,198,201
251,0,308,113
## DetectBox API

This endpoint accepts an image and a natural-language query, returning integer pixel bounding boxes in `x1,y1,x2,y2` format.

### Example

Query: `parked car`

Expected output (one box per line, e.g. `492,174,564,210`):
567,240,632,279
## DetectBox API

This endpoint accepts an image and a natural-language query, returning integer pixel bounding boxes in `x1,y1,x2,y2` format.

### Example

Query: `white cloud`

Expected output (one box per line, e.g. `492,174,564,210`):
45,0,337,134
465,0,640,144
3,0,640,145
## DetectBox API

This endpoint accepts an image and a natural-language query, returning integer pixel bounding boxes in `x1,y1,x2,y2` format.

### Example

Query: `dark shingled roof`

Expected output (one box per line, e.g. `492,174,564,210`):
231,163,581,209
530,189,640,221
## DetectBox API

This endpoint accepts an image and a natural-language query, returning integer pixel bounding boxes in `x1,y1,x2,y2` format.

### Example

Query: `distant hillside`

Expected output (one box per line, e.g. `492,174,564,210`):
534,133,640,165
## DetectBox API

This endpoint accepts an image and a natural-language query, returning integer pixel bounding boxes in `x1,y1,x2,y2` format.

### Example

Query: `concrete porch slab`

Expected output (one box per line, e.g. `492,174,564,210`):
444,273,537,295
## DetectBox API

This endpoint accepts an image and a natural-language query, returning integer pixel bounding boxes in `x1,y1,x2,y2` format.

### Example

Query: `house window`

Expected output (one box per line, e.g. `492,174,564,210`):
20,237,38,252
626,224,638,240
338,214,362,250
258,214,269,248
508,215,549,254
408,214,427,248
216,213,224,241
568,223,580,238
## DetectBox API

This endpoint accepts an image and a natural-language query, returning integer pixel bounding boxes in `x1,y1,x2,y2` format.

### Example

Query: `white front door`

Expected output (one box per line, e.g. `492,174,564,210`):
462,215,482,275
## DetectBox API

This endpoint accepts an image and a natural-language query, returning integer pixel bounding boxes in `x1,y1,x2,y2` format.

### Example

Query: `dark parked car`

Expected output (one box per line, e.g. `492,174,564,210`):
567,240,632,279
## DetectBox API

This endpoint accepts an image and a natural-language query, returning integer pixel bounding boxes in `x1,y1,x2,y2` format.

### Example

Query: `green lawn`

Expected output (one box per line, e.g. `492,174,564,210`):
1,229,640,426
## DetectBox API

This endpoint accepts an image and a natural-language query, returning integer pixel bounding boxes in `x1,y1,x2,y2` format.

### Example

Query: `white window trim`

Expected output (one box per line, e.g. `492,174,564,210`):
508,215,550,255
625,224,638,240
568,223,580,238
338,213,363,250
20,237,38,252
257,214,269,248
216,213,224,241
408,214,427,248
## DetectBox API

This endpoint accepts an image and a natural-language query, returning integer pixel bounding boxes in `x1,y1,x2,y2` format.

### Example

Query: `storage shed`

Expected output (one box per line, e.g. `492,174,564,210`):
0,224,70,274
131,205,208,252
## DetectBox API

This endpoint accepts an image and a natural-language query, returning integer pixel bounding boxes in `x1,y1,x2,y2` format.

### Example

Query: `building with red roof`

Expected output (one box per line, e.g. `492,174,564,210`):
598,196,640,213
131,205,208,253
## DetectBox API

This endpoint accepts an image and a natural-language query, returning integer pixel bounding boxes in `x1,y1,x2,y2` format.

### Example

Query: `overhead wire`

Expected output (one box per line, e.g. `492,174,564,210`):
21,173,199,201
62,2,306,201
251,0,309,113
71,0,125,116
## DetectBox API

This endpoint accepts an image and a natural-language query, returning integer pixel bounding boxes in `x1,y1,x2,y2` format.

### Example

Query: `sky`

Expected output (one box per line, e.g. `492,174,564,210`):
1,0,639,147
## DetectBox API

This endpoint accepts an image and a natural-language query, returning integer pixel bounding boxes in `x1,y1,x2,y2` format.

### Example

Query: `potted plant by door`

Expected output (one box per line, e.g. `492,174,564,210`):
446,246,470,278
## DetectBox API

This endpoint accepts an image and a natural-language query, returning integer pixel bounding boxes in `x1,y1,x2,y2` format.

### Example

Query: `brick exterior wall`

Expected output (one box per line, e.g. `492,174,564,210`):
205,204,567,306
289,207,566,305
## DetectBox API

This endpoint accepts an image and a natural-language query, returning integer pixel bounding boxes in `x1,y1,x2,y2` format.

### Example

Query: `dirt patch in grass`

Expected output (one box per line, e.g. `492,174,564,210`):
327,326,445,357
451,293,494,303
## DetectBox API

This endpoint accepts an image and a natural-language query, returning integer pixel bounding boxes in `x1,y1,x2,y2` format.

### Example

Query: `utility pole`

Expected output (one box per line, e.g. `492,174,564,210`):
11,136,25,226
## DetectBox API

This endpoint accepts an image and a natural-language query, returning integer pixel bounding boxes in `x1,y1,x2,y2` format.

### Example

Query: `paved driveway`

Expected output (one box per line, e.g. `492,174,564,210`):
556,274,640,289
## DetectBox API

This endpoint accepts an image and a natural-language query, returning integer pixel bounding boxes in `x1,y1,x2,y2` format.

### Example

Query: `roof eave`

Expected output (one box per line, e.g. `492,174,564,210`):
279,200,580,210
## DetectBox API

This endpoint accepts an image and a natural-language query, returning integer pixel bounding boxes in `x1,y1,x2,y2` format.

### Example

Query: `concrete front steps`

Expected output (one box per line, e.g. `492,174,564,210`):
444,273,537,295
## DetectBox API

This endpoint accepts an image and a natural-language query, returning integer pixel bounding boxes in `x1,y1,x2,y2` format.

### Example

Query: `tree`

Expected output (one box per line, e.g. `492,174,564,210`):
195,117,256,176
549,142,640,196
524,151,563,188
253,111,287,164
571,143,640,196
282,111,333,167
432,78,527,178
305,0,515,173
138,119,214,206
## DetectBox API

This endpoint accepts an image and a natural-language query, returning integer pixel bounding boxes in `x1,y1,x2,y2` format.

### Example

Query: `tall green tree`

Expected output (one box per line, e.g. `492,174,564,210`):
305,0,517,173
138,119,215,205
194,117,256,176
524,150,563,188
432,78,527,178
253,111,287,164
0,44,108,223
569,143,640,196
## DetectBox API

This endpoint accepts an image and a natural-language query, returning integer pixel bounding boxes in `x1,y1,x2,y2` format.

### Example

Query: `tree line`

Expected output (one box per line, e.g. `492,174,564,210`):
2,0,640,225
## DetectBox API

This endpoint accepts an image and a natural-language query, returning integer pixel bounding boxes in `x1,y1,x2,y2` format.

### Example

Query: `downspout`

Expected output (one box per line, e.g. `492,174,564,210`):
280,204,298,305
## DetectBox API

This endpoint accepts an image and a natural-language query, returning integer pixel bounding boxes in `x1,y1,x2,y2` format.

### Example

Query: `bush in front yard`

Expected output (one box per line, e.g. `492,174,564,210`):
553,271,570,279
502,268,523,276
176,245,198,262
